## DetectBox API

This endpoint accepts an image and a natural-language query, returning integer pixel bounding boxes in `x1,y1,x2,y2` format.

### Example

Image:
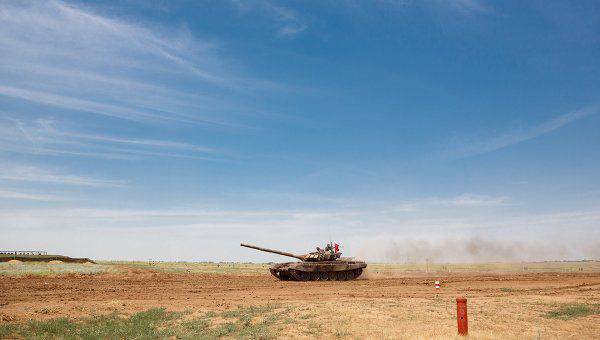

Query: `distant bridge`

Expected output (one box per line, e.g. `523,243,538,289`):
0,250,48,255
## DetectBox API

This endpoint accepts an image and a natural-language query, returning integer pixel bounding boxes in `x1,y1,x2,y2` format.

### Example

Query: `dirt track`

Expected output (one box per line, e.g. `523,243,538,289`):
1,267,600,338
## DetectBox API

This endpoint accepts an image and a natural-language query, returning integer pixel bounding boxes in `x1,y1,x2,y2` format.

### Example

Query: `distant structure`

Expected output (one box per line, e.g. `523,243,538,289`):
0,250,48,255
0,251,95,264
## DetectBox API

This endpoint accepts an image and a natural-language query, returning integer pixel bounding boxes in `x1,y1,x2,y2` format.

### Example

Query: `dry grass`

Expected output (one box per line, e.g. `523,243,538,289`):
365,261,600,277
104,261,270,275
105,260,600,277
0,262,113,277
263,297,600,339
5,260,595,278
3,299,599,339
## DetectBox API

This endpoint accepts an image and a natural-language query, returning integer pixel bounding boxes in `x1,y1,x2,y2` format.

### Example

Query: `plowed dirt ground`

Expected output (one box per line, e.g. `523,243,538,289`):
1,265,599,338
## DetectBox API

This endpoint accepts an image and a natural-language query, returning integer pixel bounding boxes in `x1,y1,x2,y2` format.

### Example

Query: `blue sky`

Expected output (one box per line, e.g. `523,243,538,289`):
1,0,599,262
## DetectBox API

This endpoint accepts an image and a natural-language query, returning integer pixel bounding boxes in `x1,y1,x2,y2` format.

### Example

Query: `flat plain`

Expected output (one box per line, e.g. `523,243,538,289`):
1,261,599,339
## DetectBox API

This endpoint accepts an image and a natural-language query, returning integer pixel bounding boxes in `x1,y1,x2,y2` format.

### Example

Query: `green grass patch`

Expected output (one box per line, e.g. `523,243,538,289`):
500,287,515,292
0,305,291,339
546,304,600,320
189,304,281,339
204,311,217,318
0,308,181,339
221,305,276,320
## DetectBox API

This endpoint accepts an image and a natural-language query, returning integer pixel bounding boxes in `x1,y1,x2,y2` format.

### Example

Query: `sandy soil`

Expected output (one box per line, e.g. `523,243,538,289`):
1,266,599,338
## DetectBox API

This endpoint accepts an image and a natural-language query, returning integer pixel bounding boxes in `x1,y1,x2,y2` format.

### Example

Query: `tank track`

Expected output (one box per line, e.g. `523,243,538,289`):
269,268,363,281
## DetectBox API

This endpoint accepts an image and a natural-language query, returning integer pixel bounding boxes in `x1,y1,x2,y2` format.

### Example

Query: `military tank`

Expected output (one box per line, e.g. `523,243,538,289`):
240,242,367,281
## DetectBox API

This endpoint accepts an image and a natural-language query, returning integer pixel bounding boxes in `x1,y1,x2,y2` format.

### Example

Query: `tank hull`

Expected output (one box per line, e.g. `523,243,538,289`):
269,261,367,281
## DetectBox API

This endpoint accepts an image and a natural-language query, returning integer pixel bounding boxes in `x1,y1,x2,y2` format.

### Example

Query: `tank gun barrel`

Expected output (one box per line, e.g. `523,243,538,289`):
240,243,306,261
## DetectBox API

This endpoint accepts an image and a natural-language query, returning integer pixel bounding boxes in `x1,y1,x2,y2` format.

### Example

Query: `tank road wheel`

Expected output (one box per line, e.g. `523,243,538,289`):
327,272,337,281
279,272,292,281
344,270,354,280
354,268,363,278
309,272,319,281
335,271,345,281
319,272,329,281
290,270,309,281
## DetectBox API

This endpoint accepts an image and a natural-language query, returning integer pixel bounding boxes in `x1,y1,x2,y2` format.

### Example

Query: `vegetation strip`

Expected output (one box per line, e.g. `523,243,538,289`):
0,304,317,339
546,304,600,320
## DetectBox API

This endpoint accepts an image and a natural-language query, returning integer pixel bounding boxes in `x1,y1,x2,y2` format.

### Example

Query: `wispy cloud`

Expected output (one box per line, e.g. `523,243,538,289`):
0,192,512,229
0,0,277,127
373,0,493,16
268,3,308,37
0,117,220,160
0,85,178,123
429,194,508,207
432,0,493,15
232,1,307,37
439,193,509,207
0,164,125,188
0,189,65,202
52,131,216,154
1,203,598,261
395,194,509,211
1,0,226,85
447,105,599,158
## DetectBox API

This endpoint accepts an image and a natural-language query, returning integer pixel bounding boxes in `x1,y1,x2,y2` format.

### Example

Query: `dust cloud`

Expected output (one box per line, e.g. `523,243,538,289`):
353,236,600,263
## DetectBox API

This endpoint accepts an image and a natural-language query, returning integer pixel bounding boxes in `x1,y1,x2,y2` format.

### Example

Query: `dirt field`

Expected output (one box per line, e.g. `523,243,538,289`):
1,263,599,339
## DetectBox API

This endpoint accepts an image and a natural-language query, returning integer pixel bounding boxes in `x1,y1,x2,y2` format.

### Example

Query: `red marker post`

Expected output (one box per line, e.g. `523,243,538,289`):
456,298,468,336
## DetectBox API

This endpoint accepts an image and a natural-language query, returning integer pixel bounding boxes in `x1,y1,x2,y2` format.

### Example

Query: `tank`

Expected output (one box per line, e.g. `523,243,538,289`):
240,243,367,281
